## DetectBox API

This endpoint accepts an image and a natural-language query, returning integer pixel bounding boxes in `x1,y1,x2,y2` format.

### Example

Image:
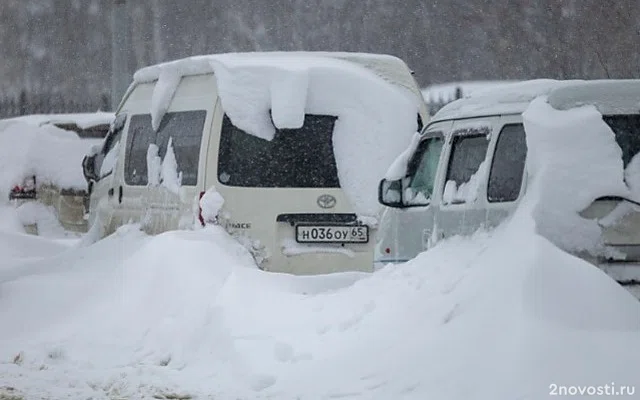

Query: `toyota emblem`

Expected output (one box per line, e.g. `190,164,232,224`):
317,194,337,209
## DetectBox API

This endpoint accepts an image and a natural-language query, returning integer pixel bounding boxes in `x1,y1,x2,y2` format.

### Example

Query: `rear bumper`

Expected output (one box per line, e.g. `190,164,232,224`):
373,258,410,270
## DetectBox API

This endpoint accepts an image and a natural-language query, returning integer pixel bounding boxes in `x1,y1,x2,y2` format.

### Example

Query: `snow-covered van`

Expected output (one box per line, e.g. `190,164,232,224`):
1,112,113,234
82,52,428,274
377,79,640,295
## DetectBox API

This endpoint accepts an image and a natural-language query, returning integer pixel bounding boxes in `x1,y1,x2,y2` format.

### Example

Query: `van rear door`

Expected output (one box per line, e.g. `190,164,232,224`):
208,107,372,274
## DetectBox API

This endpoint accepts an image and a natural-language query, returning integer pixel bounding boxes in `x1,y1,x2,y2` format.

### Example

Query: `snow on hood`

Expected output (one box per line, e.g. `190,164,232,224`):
133,52,422,218
522,96,629,255
0,122,100,199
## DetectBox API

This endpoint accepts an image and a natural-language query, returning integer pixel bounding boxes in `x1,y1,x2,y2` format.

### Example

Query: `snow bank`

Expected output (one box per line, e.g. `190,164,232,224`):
522,97,629,254
1,208,639,399
0,206,25,234
134,52,422,219
0,122,100,200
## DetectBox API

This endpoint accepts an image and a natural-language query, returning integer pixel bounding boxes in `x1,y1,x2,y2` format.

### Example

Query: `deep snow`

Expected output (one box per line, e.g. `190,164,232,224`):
1,198,639,399
2,79,640,399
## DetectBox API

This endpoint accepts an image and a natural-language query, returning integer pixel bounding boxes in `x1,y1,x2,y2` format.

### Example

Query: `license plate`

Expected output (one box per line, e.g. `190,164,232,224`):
295,225,369,243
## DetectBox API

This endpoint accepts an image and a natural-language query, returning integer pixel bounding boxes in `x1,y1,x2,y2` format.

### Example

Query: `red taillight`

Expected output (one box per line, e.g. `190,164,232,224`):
12,186,22,193
198,191,205,226
385,247,391,254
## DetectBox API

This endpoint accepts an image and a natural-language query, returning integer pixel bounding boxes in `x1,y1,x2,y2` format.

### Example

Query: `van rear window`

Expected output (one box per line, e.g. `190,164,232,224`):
217,114,340,188
124,110,206,186
603,115,640,168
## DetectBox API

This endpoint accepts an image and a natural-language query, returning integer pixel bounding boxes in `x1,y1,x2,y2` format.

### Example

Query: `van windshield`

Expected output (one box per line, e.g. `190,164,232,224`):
218,114,340,188
603,115,640,168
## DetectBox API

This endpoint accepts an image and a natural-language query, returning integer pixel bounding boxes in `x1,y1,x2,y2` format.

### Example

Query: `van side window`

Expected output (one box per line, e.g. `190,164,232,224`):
124,110,206,186
218,113,339,188
125,114,154,186
487,124,527,203
403,135,443,206
442,130,490,204
154,111,206,186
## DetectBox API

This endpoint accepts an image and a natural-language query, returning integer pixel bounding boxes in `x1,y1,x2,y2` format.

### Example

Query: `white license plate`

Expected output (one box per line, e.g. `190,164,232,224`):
296,225,369,243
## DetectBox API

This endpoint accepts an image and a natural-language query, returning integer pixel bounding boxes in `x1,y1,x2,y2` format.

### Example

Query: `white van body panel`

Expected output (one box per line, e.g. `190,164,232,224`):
377,79,640,295
88,52,428,275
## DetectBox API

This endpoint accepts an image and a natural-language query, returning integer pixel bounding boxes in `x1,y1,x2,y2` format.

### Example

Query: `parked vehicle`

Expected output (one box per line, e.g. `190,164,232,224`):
377,79,640,296
3,112,114,233
82,52,428,274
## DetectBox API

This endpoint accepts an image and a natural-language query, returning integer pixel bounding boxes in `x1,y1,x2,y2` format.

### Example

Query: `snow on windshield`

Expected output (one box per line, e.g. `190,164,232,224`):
133,53,422,219
523,96,630,255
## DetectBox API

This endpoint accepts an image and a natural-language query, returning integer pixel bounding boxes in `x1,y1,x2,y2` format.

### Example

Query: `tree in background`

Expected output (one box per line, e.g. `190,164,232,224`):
0,0,638,109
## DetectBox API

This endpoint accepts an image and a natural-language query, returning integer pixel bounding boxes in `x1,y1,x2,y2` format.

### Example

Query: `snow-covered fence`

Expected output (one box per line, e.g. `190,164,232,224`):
0,91,111,118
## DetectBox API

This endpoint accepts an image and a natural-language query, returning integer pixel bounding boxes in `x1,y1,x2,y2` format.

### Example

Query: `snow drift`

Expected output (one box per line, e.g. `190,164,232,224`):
1,204,639,399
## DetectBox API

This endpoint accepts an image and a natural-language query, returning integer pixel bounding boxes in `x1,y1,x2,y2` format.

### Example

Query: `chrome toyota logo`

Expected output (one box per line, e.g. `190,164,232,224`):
317,194,336,209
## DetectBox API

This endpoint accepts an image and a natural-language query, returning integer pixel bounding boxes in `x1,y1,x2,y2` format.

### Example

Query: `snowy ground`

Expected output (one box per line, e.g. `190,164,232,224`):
1,81,639,399
1,197,639,399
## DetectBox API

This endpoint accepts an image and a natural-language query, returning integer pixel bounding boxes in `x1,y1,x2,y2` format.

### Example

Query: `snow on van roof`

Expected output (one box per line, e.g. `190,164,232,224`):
133,52,425,107
547,79,640,114
431,79,574,121
130,52,425,219
431,79,640,122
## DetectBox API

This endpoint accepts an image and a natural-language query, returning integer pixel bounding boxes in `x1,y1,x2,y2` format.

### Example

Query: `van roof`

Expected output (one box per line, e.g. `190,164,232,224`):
126,52,426,115
431,79,640,122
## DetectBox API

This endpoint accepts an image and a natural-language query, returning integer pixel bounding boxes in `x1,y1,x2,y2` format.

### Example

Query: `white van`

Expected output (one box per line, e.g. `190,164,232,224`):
377,79,640,295
83,52,428,275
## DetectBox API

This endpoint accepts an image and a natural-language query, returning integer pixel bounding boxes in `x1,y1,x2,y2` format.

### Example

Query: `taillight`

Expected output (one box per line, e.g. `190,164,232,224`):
198,191,205,226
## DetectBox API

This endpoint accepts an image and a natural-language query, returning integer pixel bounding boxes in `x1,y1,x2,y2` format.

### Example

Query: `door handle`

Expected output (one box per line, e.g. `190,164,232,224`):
108,188,114,197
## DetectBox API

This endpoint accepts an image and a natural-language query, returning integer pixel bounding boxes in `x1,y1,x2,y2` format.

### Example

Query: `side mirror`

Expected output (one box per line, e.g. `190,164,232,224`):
82,154,98,183
378,178,404,208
